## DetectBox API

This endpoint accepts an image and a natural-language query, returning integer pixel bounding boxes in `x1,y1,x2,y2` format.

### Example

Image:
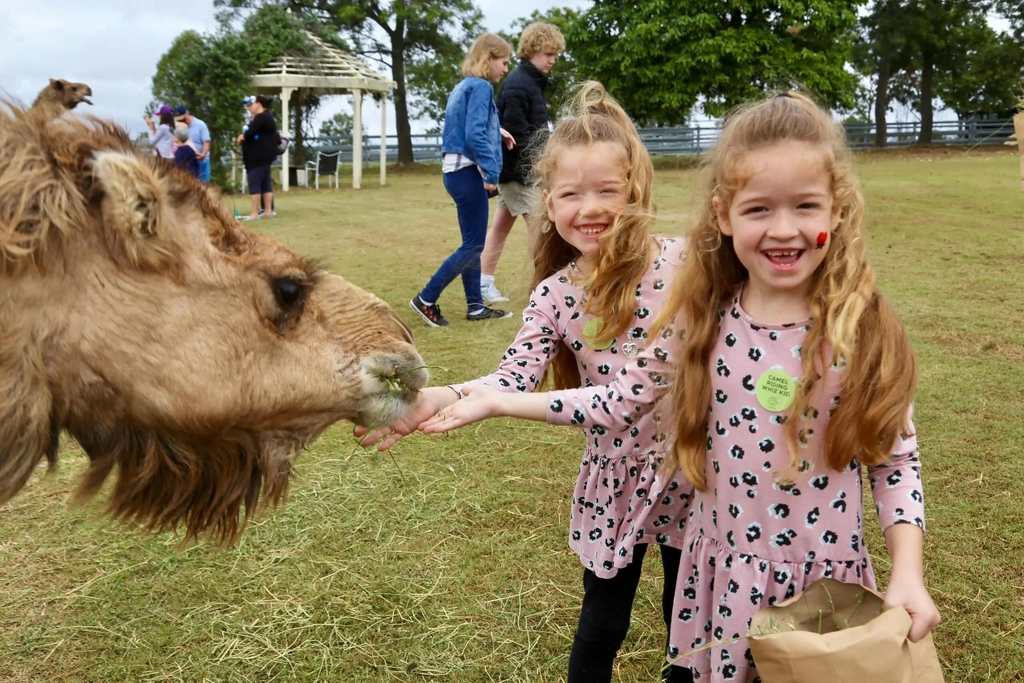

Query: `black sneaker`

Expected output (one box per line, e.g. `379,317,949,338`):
410,295,448,327
467,305,513,321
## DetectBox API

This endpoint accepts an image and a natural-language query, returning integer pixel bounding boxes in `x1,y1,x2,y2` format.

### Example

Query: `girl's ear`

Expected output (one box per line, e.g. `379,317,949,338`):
712,196,732,237
544,190,556,223
830,202,842,232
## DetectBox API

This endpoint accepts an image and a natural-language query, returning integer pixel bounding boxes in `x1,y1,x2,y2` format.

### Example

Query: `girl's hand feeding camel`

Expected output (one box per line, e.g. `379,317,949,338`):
421,385,547,433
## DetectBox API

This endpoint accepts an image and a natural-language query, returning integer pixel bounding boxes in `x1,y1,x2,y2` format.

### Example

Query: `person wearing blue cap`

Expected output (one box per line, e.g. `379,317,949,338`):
237,94,278,220
174,105,212,183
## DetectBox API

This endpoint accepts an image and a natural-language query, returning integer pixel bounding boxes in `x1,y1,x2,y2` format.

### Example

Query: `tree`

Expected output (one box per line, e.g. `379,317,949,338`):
904,0,991,144
151,4,319,186
853,0,915,147
564,0,863,126
861,0,1006,144
151,30,208,114
219,0,485,164
935,18,1024,120
318,109,365,138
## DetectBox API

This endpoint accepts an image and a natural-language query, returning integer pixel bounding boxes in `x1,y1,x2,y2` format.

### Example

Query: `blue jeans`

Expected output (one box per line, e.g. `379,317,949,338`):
199,157,211,183
419,166,487,308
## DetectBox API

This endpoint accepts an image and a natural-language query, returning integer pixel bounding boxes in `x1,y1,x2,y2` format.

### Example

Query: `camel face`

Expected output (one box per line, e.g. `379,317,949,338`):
32,78,93,115
54,79,93,108
0,100,427,540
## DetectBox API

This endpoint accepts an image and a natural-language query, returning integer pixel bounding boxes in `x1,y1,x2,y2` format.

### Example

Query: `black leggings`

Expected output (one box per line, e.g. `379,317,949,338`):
567,544,694,683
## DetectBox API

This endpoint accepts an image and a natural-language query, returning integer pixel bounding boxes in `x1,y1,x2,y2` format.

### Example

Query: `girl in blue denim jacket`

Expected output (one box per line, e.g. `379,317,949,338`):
411,33,517,327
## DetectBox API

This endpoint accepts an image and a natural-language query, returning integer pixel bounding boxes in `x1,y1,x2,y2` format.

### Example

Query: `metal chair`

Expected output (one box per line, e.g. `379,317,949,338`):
304,150,341,189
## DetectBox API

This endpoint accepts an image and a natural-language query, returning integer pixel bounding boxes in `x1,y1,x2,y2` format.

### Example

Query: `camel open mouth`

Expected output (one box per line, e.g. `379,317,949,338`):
81,96,93,105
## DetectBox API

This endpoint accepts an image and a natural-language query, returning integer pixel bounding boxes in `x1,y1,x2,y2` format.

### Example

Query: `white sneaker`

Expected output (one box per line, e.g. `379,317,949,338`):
481,281,509,303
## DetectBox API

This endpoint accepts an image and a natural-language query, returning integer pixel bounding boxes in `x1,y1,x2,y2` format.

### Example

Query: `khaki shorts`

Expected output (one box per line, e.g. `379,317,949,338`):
497,181,541,217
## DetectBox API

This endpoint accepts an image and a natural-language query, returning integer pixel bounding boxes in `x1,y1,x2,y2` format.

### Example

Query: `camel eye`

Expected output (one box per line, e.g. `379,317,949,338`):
272,277,304,310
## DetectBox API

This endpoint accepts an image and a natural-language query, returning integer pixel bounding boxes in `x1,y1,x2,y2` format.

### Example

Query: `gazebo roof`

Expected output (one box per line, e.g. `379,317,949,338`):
250,29,394,93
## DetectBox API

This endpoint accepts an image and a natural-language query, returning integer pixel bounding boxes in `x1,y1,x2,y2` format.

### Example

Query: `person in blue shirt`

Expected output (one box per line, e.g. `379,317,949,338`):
173,105,212,183
410,33,517,327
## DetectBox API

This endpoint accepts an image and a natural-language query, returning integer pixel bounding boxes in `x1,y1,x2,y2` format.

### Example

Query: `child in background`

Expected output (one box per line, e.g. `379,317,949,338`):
424,91,940,682
409,33,516,326
359,81,694,683
478,20,566,304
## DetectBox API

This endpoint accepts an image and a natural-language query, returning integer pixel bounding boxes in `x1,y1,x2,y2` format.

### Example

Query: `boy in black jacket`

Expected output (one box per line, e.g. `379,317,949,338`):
479,22,565,304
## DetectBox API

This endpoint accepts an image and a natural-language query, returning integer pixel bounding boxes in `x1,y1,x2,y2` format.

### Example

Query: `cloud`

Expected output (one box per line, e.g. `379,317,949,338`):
0,1,217,136
0,0,593,139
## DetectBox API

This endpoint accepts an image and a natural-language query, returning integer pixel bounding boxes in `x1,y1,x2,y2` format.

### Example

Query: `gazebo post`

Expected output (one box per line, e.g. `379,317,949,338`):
380,91,387,186
352,88,363,189
281,86,294,192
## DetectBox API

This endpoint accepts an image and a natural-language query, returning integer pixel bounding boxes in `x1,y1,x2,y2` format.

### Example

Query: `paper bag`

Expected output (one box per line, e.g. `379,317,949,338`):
748,578,944,683
1014,112,1024,192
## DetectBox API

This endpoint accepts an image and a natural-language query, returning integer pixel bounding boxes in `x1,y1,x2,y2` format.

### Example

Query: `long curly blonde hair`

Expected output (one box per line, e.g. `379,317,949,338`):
531,81,656,390
654,92,917,491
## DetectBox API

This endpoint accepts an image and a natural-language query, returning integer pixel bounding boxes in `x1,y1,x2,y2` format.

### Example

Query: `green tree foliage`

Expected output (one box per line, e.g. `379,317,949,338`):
564,0,862,125
935,18,1024,120
151,4,319,186
318,109,363,138
903,0,991,143
853,0,922,146
497,8,582,121
855,0,1017,146
222,0,484,163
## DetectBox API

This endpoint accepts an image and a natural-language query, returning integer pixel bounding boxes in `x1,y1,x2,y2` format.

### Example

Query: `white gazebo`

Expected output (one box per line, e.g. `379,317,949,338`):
250,29,396,191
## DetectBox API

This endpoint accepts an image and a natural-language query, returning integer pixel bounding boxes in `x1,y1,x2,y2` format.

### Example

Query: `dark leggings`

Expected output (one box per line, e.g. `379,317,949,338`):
567,544,694,683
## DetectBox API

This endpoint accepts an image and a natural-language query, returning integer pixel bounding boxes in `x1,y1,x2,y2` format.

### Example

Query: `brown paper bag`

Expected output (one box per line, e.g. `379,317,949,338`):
748,578,944,683
1014,112,1024,192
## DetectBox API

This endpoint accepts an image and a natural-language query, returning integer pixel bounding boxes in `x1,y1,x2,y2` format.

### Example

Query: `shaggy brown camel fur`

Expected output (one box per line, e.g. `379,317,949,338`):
0,98,428,542
31,78,93,118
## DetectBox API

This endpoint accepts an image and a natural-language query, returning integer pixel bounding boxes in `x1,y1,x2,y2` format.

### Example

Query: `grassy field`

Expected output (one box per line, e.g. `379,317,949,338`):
2,148,1023,682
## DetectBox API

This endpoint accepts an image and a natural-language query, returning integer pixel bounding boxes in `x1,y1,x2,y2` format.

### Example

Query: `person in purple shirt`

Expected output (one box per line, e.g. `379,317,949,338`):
144,105,175,159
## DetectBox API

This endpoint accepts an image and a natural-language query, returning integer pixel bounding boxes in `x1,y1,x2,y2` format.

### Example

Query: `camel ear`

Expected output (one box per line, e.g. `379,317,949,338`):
50,78,64,90
0,349,57,507
93,151,167,237
91,151,179,270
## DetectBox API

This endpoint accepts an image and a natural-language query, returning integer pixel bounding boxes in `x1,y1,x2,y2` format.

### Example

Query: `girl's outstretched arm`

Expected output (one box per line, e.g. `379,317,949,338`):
424,327,679,435
357,288,562,448
882,522,941,642
421,384,549,433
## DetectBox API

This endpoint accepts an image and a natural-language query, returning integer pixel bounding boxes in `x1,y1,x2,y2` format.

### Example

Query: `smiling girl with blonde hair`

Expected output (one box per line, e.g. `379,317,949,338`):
360,81,694,683
426,90,941,682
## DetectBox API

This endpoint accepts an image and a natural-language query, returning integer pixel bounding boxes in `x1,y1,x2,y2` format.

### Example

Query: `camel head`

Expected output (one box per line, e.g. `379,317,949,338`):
0,98,428,542
33,78,93,113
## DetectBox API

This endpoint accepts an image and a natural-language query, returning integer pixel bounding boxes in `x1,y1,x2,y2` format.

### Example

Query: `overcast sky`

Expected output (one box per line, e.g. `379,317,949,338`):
0,0,590,140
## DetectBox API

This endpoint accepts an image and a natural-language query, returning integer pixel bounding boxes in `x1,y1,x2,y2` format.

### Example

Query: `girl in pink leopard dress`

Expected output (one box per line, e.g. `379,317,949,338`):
424,91,942,681
358,82,694,683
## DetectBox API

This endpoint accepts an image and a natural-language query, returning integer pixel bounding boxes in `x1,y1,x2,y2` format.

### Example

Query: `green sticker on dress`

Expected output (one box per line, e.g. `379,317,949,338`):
583,317,613,350
755,368,796,413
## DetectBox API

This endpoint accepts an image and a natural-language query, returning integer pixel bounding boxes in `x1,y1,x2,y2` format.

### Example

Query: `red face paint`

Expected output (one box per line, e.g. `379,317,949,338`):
815,232,828,249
